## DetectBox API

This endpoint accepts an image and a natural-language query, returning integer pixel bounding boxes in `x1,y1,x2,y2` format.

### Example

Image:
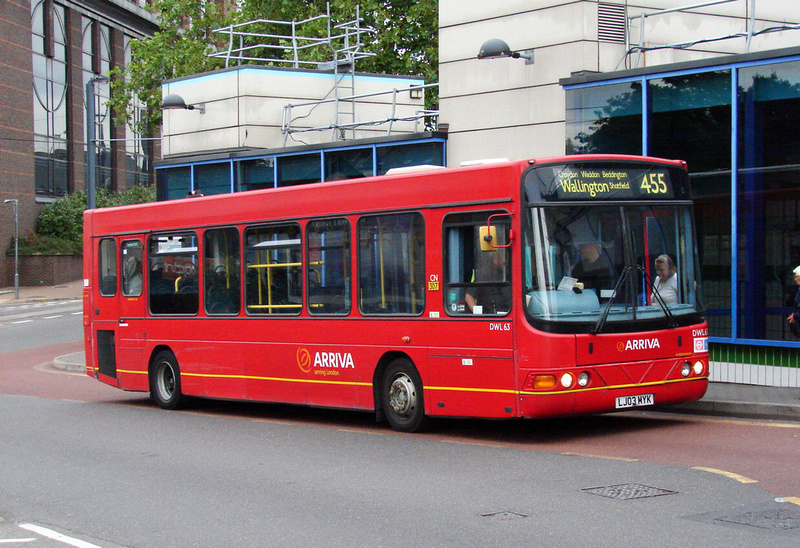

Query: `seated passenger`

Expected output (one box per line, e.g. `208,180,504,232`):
570,241,615,292
651,254,678,305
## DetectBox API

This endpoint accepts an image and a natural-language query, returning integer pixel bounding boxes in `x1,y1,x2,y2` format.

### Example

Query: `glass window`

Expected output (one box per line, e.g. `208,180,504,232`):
245,224,302,315
737,61,800,341
204,228,241,315
277,154,321,187
358,213,425,315
649,70,731,174
444,212,511,316
157,166,191,200
99,238,117,296
195,162,232,196
324,148,373,180
121,240,143,297
236,158,274,192
82,18,112,192
692,172,731,339
565,81,642,155
122,36,151,189
31,0,68,199
307,218,351,315
148,233,199,315
376,142,444,175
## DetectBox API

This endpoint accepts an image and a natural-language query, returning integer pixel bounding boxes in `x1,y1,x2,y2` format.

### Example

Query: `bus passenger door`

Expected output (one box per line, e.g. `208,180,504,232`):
117,239,146,389
92,237,121,384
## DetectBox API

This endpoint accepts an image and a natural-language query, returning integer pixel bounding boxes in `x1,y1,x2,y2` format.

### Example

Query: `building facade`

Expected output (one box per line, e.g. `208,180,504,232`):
439,0,800,386
0,0,157,280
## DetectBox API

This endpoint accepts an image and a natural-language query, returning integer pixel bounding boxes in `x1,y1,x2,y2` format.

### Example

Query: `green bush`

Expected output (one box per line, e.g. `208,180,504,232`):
14,185,156,256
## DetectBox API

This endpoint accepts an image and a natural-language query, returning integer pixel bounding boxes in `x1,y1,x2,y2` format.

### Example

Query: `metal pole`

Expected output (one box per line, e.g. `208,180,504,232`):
4,199,18,299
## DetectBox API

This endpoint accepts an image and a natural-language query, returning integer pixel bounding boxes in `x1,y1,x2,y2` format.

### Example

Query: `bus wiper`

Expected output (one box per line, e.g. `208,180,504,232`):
640,265,677,328
592,264,631,334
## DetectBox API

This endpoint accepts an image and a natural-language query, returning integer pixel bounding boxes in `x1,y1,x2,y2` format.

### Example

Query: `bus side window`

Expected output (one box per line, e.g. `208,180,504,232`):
148,233,199,315
98,238,117,297
244,224,302,315
443,211,511,316
307,218,351,315
357,212,425,315
204,227,241,315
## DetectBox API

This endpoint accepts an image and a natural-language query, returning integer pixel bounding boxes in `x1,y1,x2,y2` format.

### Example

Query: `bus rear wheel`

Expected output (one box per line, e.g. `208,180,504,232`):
381,358,427,433
150,351,186,410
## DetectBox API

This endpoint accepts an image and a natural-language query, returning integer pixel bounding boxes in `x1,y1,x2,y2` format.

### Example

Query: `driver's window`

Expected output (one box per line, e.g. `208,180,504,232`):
204,227,241,315
443,211,511,316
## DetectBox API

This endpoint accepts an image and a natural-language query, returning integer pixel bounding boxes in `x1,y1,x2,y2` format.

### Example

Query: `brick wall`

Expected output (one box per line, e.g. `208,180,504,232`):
4,255,82,286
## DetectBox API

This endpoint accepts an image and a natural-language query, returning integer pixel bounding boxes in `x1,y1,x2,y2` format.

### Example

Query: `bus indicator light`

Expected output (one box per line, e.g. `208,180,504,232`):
523,374,557,390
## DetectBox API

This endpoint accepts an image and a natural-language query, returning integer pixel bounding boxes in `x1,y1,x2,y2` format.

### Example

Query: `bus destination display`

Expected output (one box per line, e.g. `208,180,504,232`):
535,165,677,201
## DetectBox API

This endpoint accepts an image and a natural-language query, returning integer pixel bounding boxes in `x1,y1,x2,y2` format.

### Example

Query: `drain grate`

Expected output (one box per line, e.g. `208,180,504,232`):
480,511,528,521
581,483,678,500
716,508,800,530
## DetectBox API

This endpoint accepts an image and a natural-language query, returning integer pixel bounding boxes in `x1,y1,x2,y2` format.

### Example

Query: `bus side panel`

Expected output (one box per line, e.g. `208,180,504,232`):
426,321,516,419
140,320,247,400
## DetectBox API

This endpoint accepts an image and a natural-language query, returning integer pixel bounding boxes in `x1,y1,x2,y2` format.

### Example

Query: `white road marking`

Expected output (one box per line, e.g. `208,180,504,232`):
19,524,102,548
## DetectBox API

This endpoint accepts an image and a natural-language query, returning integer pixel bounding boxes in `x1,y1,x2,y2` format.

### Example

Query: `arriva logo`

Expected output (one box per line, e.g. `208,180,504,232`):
616,338,661,351
297,347,355,374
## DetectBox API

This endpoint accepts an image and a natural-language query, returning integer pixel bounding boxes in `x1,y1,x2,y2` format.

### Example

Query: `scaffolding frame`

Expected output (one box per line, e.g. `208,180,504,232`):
624,0,800,68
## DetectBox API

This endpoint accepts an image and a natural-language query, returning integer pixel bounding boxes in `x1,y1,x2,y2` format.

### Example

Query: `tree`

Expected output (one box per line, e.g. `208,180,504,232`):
110,0,438,133
108,0,229,134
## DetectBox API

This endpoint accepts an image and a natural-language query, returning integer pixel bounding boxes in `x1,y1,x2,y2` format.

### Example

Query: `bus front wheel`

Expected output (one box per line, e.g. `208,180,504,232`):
381,359,427,433
150,351,186,410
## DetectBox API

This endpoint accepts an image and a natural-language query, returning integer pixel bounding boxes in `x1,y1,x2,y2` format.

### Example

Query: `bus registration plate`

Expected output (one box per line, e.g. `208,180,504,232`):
615,394,654,409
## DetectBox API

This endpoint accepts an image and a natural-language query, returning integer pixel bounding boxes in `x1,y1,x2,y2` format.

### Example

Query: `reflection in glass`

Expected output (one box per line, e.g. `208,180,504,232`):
565,81,642,155
736,61,800,341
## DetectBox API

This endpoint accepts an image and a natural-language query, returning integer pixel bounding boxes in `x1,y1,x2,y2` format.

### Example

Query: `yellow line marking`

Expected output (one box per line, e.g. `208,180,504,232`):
336,427,389,436
438,439,504,448
561,451,639,462
691,466,758,484
782,497,800,506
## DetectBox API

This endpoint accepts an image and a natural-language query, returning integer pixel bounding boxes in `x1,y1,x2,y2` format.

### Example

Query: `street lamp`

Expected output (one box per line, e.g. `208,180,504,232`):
477,38,534,64
86,75,110,210
162,93,205,113
4,199,18,300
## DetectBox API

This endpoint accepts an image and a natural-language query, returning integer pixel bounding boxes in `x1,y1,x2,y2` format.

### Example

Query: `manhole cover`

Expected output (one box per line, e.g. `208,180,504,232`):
581,483,677,500
480,511,528,520
716,508,800,530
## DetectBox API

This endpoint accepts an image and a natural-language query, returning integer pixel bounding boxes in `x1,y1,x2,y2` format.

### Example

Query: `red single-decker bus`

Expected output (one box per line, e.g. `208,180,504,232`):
83,155,709,432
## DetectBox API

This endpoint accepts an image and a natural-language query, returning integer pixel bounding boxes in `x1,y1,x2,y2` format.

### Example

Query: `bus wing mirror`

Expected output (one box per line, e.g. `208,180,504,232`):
480,213,514,251
480,225,498,252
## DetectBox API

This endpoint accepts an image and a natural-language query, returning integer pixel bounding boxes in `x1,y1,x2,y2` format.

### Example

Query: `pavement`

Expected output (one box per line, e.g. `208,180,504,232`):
3,279,799,422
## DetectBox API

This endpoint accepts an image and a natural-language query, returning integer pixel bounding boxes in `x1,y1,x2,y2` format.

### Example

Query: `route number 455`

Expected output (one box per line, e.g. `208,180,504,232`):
640,173,668,194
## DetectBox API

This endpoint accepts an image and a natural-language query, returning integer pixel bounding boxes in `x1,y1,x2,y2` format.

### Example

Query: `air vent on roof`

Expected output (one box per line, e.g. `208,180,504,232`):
598,2,627,44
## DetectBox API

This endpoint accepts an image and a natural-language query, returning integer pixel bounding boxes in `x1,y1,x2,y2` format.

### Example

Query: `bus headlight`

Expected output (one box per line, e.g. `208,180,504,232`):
577,371,590,387
681,362,692,377
693,361,705,375
560,373,574,388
